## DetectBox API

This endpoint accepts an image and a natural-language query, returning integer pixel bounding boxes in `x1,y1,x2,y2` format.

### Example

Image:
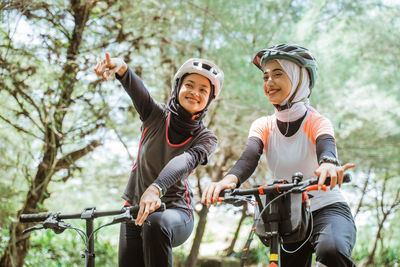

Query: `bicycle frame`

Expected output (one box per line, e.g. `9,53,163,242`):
219,173,351,267
20,204,165,267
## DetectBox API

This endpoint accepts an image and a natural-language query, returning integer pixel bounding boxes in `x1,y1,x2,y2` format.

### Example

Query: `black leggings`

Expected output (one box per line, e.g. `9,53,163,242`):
281,202,357,267
118,208,194,267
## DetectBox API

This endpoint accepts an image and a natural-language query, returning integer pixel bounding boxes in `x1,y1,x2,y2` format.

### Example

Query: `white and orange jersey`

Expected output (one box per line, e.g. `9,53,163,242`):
249,108,346,211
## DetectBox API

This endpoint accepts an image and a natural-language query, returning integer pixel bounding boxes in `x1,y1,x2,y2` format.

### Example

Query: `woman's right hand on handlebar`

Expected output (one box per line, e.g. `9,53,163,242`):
201,174,238,207
94,52,127,81
315,162,356,190
135,185,161,226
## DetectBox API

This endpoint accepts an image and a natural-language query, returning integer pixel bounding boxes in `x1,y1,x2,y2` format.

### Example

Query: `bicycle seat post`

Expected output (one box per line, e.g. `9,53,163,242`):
81,207,96,267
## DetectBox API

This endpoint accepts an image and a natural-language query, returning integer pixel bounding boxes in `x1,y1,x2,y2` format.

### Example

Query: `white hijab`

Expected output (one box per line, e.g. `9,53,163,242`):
273,59,312,122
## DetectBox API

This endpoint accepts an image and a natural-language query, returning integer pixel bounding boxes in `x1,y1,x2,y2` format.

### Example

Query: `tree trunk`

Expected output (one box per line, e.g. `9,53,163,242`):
0,126,58,267
0,138,100,267
184,204,209,267
224,204,248,256
0,2,96,266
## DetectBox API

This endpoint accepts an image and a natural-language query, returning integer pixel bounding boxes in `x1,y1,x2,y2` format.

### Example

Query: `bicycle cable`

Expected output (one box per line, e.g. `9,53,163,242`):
280,208,313,254
241,186,313,265
240,190,289,266
86,221,123,249
253,190,289,231
86,215,150,248
69,226,89,244
257,187,314,254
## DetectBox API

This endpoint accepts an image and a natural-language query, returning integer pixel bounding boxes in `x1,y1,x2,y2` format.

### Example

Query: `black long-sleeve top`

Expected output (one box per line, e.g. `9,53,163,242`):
116,68,217,209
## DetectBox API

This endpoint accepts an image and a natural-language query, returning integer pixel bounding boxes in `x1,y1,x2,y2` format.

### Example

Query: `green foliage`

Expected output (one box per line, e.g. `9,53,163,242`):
1,0,400,266
231,242,269,264
25,230,83,267
350,220,400,266
24,225,118,266
352,225,376,262
0,228,10,257
172,249,187,267
382,246,400,265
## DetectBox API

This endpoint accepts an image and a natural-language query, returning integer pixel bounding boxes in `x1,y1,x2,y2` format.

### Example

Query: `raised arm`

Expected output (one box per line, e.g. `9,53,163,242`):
94,52,156,121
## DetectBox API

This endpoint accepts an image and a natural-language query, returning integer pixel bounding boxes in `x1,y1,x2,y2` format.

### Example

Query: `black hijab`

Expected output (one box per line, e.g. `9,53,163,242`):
166,74,214,142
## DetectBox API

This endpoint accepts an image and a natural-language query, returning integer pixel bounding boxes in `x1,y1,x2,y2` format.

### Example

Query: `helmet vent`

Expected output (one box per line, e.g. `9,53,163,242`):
202,63,211,71
192,61,218,76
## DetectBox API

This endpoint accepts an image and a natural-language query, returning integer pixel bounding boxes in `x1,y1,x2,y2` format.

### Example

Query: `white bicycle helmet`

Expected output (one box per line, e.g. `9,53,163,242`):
173,58,224,100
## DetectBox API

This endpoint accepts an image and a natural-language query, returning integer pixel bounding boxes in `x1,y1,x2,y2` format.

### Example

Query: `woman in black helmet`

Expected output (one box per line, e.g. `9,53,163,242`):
95,53,224,267
202,44,357,267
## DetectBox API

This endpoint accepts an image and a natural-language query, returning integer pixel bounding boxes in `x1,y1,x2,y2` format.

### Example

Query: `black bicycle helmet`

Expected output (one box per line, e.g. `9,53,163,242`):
253,43,317,89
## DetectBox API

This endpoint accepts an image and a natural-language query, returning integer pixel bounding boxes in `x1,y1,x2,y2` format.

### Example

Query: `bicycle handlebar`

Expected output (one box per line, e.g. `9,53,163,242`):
307,172,351,187
219,173,352,199
19,203,166,267
20,203,166,223
20,212,58,223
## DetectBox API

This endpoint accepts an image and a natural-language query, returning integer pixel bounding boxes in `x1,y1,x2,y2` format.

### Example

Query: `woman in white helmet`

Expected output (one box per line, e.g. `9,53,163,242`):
94,53,223,267
202,44,357,266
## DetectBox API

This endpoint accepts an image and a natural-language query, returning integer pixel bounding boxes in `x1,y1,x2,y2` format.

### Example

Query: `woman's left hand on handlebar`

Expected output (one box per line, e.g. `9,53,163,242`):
201,174,238,207
135,185,161,226
315,162,356,190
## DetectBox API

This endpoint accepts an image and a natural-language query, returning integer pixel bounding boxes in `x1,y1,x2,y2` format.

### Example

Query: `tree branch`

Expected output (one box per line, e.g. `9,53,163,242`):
0,114,42,140
1,60,46,132
354,169,371,219
54,140,102,172
112,128,134,162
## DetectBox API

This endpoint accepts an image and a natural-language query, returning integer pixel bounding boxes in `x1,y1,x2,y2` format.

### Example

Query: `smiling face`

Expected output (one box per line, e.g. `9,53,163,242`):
178,73,211,114
262,60,292,105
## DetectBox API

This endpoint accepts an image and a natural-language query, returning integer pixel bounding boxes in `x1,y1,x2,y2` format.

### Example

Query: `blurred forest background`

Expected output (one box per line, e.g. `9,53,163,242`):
1,0,399,266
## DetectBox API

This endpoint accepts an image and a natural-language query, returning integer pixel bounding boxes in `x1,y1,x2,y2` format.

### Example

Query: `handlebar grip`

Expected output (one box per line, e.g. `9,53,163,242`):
218,189,233,197
20,213,52,223
128,202,166,216
306,185,327,192
324,172,352,185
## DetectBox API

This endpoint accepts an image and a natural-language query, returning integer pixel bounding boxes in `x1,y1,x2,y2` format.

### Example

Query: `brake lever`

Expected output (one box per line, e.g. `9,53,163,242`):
218,195,253,207
42,214,71,234
133,218,151,226
43,220,71,234
22,225,44,234
113,210,151,226
112,210,133,224
217,189,234,202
